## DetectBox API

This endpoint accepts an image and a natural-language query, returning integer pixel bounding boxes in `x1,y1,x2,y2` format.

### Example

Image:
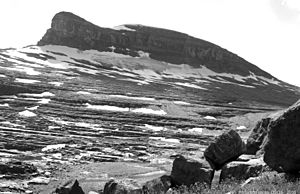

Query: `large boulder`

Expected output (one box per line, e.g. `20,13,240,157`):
246,118,271,155
142,175,172,194
170,155,214,187
263,100,300,173
204,130,246,170
219,158,266,182
103,179,142,194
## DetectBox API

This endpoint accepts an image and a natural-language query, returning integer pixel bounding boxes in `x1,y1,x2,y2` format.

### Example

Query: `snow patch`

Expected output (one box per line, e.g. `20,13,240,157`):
236,126,247,130
175,82,208,90
37,99,51,104
22,92,55,97
109,95,155,101
113,25,136,31
85,103,129,112
204,116,217,120
143,124,167,132
15,78,40,84
149,137,180,143
48,82,63,86
188,128,204,133
173,101,191,105
0,103,9,107
41,144,66,152
77,91,92,95
19,110,36,117
132,108,167,115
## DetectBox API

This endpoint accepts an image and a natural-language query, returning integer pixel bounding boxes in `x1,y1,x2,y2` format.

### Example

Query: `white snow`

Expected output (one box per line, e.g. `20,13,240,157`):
85,103,167,115
85,103,129,112
0,74,7,78
174,82,208,90
132,108,167,115
113,25,136,31
27,106,39,110
77,91,92,95
236,125,247,130
15,78,40,84
204,116,217,120
188,128,204,133
0,103,9,107
22,92,55,97
173,101,191,105
41,144,66,152
37,98,51,104
149,137,180,143
18,110,36,117
48,82,63,86
143,124,167,132
109,95,155,101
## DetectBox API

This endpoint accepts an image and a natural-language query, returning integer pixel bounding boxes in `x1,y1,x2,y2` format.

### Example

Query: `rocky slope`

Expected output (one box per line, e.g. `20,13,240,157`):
0,11,300,193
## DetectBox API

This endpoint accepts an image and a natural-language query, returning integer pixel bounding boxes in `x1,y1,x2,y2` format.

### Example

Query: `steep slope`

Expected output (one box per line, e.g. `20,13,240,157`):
39,12,273,78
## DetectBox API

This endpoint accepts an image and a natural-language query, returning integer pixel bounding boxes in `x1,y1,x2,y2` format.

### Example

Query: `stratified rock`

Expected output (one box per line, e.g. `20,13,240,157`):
263,100,300,173
170,155,214,187
246,118,271,155
56,180,85,194
142,175,172,194
0,160,37,174
103,179,142,194
204,130,246,170
220,158,265,182
38,11,276,78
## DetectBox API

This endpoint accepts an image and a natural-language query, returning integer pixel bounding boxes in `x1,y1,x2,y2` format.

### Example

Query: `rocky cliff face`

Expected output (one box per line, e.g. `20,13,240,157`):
38,11,273,78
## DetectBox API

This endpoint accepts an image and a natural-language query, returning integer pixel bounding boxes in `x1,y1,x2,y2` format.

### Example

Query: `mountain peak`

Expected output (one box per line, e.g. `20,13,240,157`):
38,12,273,79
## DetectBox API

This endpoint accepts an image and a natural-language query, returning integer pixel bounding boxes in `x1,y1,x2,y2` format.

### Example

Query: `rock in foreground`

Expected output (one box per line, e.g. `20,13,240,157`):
204,130,245,170
170,155,214,187
263,100,300,173
246,118,271,155
142,175,172,194
220,158,266,182
103,179,142,194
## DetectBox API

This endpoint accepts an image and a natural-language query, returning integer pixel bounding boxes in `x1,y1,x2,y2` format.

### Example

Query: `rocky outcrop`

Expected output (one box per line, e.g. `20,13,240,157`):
142,175,172,194
263,100,300,173
0,160,37,175
56,180,85,194
103,179,143,194
170,155,214,187
204,130,246,170
219,158,266,182
246,118,271,155
38,11,275,78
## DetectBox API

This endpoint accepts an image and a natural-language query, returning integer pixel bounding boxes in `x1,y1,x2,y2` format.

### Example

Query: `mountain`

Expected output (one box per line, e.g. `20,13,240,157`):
0,12,299,191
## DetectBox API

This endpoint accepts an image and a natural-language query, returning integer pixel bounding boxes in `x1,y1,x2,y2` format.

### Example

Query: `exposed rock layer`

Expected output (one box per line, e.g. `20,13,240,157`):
38,11,275,78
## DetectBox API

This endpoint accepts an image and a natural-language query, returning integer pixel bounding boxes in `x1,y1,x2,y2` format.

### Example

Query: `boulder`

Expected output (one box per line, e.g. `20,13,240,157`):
0,160,37,174
245,118,271,155
220,158,265,182
204,130,246,170
170,155,214,187
103,179,142,194
56,180,85,194
142,175,172,194
263,100,300,173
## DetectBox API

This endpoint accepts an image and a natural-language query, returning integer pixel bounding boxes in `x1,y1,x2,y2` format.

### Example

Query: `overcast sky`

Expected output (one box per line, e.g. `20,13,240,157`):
1,0,300,86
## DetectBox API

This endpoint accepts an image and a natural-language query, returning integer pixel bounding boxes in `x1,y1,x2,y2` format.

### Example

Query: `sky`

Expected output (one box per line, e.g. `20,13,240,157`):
1,0,300,86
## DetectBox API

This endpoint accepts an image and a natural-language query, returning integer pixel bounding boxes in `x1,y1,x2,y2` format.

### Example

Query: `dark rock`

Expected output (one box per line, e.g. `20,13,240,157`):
170,155,214,187
204,130,246,170
103,179,142,194
263,100,300,173
38,11,275,78
142,175,172,194
219,158,265,182
0,160,37,174
56,180,85,194
246,118,271,155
